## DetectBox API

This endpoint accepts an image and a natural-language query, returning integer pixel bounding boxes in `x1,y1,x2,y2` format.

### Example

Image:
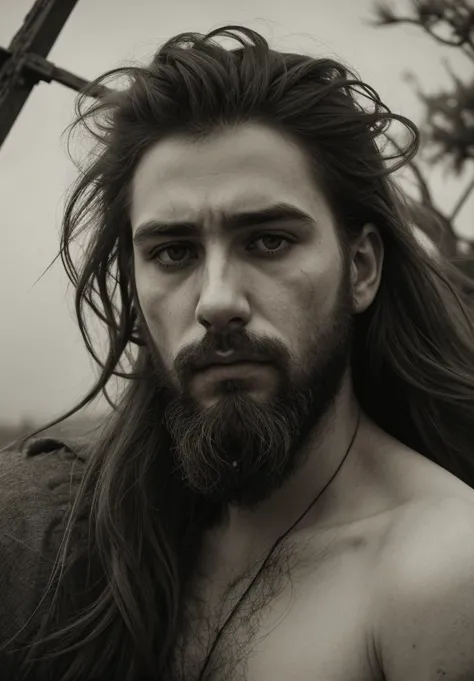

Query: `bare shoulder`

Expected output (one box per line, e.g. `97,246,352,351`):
379,494,474,582
372,496,474,681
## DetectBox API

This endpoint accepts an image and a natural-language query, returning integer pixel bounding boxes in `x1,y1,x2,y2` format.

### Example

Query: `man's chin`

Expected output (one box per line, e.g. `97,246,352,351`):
166,392,306,509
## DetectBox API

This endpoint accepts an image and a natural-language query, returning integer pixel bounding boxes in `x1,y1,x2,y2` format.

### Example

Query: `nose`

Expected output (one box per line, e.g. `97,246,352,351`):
195,262,251,333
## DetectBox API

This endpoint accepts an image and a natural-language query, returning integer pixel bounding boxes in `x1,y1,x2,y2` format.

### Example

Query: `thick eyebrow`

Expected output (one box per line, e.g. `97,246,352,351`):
132,202,315,245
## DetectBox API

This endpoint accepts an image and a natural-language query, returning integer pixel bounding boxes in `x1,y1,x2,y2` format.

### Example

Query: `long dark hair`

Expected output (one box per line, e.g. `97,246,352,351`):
3,25,474,680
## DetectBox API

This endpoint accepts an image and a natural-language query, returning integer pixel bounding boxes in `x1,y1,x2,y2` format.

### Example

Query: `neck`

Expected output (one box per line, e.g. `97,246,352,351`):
218,379,362,558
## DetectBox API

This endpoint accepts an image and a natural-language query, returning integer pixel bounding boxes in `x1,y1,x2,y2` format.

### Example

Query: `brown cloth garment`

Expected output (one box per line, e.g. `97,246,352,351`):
0,438,87,675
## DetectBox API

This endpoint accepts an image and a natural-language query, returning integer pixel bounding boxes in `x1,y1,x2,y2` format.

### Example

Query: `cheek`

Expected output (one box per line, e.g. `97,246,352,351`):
267,264,340,355
134,268,182,359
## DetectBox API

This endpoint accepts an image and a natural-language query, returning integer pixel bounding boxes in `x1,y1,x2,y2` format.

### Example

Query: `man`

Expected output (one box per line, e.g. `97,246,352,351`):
2,25,474,681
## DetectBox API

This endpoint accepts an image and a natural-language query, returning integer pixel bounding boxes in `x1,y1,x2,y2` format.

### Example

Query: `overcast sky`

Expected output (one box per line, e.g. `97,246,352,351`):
0,0,472,426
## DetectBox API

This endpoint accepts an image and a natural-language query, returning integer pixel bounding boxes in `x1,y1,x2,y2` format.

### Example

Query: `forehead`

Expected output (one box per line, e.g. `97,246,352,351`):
130,123,331,227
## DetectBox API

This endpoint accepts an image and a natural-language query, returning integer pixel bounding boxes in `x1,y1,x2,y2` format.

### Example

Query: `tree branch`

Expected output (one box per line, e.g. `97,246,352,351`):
450,176,474,221
370,2,474,55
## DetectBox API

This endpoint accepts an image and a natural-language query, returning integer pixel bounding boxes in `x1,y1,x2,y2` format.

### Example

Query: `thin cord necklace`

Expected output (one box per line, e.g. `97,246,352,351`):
197,409,361,680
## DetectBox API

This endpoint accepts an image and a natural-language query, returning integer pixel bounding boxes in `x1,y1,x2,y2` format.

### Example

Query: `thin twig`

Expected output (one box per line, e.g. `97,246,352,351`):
450,177,474,221
372,7,474,56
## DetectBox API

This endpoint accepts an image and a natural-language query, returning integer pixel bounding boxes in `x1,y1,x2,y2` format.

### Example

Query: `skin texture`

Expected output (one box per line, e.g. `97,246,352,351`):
129,122,474,681
130,121,383,535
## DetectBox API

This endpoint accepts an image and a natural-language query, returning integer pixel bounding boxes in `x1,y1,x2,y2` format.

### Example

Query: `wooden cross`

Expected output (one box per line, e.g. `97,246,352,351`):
0,0,106,149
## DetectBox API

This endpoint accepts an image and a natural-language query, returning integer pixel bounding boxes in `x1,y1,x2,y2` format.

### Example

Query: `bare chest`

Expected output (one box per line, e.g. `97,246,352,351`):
168,529,382,681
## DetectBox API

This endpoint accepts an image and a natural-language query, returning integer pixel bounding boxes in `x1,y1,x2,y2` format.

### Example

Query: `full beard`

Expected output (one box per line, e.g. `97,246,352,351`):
165,377,315,509
145,274,354,510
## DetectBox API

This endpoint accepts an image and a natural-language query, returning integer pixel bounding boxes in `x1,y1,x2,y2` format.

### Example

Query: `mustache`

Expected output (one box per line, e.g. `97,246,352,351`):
174,330,291,385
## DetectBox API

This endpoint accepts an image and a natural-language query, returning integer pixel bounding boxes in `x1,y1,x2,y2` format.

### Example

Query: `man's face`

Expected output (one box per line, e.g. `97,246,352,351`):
130,123,354,508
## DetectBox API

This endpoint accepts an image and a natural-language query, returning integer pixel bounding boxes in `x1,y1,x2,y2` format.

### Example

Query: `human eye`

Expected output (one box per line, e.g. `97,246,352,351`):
149,243,197,270
247,233,294,257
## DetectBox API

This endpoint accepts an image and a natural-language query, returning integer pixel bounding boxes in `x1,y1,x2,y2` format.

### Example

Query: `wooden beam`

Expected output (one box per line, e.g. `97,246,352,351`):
0,47,110,99
0,0,79,146
8,0,80,58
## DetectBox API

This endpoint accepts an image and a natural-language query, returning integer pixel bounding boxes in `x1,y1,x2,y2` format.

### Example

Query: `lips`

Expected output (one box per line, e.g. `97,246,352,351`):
195,353,268,371
198,361,271,380
197,360,268,372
